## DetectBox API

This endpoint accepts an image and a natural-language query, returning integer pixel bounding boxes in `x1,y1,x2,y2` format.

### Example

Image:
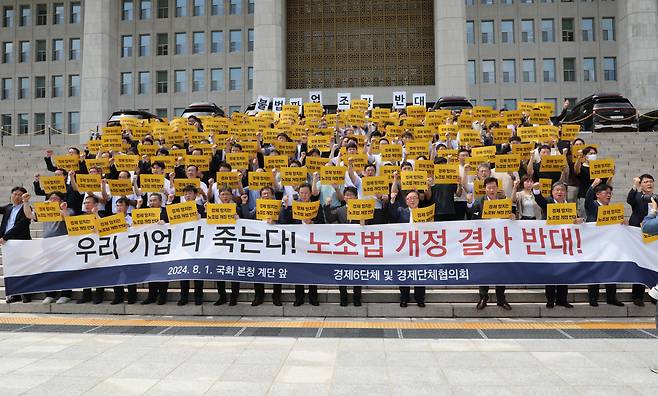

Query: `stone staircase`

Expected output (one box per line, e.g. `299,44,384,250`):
0,134,657,318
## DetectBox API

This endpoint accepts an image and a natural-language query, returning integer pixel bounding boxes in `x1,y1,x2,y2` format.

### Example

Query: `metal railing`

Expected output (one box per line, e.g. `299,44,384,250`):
0,126,89,147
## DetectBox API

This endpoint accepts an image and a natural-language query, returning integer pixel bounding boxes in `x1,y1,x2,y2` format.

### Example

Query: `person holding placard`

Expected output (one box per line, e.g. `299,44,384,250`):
177,185,208,306
212,187,242,306
173,165,209,205
109,171,139,215
1,187,32,303
347,161,388,224
466,177,512,311
574,146,608,216
76,195,108,304
526,145,568,186
512,175,543,220
33,168,84,215
585,178,624,307
427,157,462,221
136,160,175,207
139,193,171,305
69,167,111,217
111,197,138,305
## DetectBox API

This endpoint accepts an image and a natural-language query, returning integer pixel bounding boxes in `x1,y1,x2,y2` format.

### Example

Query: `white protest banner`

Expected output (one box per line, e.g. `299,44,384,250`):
272,97,285,113
393,91,407,109
309,91,323,104
255,95,271,113
337,93,351,110
412,93,427,107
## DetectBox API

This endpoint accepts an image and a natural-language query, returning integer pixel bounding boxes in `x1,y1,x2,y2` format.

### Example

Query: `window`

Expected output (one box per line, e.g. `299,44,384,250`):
36,4,47,26
122,0,133,21
174,107,185,117
563,57,575,81
19,5,30,26
603,57,616,81
175,32,186,54
70,38,81,60
121,35,133,57
482,60,495,84
522,59,535,82
248,29,254,51
465,0,475,5
192,32,204,54
481,20,494,44
19,41,29,63
583,57,596,81
503,99,517,110
68,112,80,134
521,19,534,43
229,30,241,52
51,113,63,132
193,0,204,16
156,70,168,93
483,99,497,109
211,0,223,15
2,42,12,64
3,7,13,28
501,20,514,43
157,33,168,55
35,76,46,98
229,106,241,114
229,67,241,90
210,68,223,91
35,40,47,62
466,21,475,44
34,113,46,133
18,113,29,134
140,0,152,19
230,0,241,14
52,39,64,61
175,0,186,17
1,78,12,100
53,3,64,24
138,71,150,94
581,18,594,41
543,58,556,82
467,60,476,85
69,75,80,96
174,70,186,92
248,0,254,13
70,2,81,23
192,69,204,91
157,0,168,18
248,67,253,90
602,17,615,41
562,18,574,42
1,114,11,134
121,72,132,95
541,19,554,42
481,0,494,4
155,108,168,119
139,34,150,56
520,0,533,3
211,31,223,52
502,59,516,83
52,75,63,97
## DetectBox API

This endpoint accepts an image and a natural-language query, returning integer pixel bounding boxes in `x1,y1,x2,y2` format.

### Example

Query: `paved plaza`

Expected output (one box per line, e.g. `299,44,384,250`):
0,315,657,395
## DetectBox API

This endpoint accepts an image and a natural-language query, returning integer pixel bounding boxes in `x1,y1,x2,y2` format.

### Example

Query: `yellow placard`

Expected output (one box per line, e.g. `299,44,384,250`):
345,153,368,169
539,178,553,197
114,155,140,171
362,176,390,195
351,99,368,112
433,164,460,184
380,165,398,183
494,154,521,173
458,129,481,145
216,172,241,189
264,155,289,170
546,203,578,225
108,179,134,196
206,203,237,225
185,155,210,172
87,139,103,153
415,160,434,175
412,204,435,223
256,198,282,220
85,158,110,174
380,144,403,162
320,166,347,185
596,203,625,226
471,146,496,160
54,155,80,172
280,166,308,187
39,175,66,194
292,200,320,221
474,179,503,197
401,171,428,190
274,141,298,157
226,152,250,170
166,201,200,225
139,174,164,193
248,172,274,189
33,201,63,222
137,144,158,156
304,156,327,174
65,214,97,236
589,159,615,180
511,142,535,156
173,178,201,196
405,142,429,159
492,128,513,145
482,199,513,219
75,174,102,192
643,233,658,244
307,135,332,152
97,213,129,237
561,124,581,141
540,155,566,172
131,208,161,226
347,199,375,221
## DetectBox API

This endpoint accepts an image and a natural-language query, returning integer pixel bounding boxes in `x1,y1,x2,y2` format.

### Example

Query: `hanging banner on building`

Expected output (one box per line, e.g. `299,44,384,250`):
3,220,658,296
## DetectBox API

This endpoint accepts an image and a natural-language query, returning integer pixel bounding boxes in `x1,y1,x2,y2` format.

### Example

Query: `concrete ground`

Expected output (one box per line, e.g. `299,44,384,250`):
0,315,657,395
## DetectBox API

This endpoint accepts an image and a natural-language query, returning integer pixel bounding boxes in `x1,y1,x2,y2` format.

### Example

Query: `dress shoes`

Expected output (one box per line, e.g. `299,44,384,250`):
546,301,555,309
607,300,625,307
353,299,362,307
141,296,156,305
589,299,599,307
214,295,227,306
293,299,304,307
476,298,487,310
309,298,319,306
272,295,282,306
251,298,263,307
229,296,238,306
21,295,32,303
556,301,573,308
400,301,408,308
497,302,512,310
6,295,21,304
417,302,426,308
633,298,645,307
110,297,123,305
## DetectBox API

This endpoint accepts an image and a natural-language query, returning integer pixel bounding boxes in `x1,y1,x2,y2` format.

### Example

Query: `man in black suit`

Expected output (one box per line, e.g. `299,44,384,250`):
177,185,207,306
139,193,171,305
1,187,32,303
585,178,624,307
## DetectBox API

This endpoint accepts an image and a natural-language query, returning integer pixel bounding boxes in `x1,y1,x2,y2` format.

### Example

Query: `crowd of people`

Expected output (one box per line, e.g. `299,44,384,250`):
1,101,657,310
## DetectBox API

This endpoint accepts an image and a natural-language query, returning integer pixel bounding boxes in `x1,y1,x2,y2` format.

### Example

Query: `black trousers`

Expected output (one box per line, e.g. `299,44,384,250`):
454,201,467,221
147,282,169,299
254,283,282,299
399,287,426,303
588,284,617,302
632,284,646,300
545,285,568,304
339,286,362,301
217,281,240,297
113,285,137,300
180,280,204,298
45,290,72,298
479,286,506,302
295,285,318,302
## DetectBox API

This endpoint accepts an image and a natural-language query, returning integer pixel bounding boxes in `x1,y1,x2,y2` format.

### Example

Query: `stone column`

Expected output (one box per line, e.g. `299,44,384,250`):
433,0,468,98
79,0,119,142
253,0,286,100
618,0,658,114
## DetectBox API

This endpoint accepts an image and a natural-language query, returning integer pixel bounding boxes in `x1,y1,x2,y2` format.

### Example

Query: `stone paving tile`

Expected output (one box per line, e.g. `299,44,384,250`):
87,326,164,335
143,379,215,395
159,326,240,336
400,329,480,339
320,328,398,338
21,375,103,396
482,329,566,339
239,327,319,338
564,329,654,339
268,382,331,396
84,377,159,395
206,381,271,396
574,385,643,396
